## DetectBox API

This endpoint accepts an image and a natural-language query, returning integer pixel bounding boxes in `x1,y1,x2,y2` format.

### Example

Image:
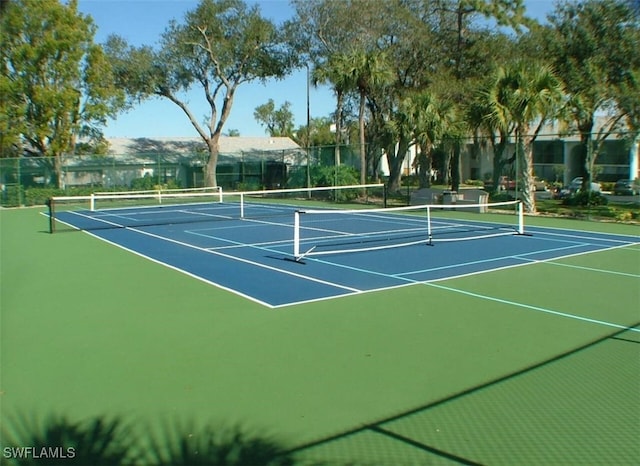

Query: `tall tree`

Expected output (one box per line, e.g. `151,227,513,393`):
403,91,455,189
350,50,394,185
254,99,295,137
106,0,294,187
486,61,564,213
1,0,125,186
369,0,528,192
292,116,337,147
311,52,358,167
430,0,529,191
293,0,419,191
542,0,640,190
467,91,514,195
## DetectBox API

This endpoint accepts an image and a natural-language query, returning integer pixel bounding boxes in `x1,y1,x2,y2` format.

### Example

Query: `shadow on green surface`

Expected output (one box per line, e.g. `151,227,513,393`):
283,322,640,464
2,323,637,466
1,413,135,465
1,414,299,466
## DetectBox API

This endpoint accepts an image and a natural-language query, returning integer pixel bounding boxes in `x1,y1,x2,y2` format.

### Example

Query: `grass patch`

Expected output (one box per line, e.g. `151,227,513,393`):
536,199,640,223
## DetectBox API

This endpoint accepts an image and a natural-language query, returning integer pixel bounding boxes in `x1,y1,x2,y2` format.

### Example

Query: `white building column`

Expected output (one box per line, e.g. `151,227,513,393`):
631,135,639,180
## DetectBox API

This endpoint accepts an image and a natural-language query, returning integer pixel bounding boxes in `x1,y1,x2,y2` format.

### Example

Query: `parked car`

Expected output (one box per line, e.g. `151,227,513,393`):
483,176,516,191
613,179,639,195
552,177,601,199
568,177,601,193
551,185,571,199
533,177,548,191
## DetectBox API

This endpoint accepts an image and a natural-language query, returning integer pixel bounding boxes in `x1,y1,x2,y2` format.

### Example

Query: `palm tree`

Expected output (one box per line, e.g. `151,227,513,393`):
467,88,515,195
312,53,357,168
349,50,394,185
402,91,446,189
486,61,564,213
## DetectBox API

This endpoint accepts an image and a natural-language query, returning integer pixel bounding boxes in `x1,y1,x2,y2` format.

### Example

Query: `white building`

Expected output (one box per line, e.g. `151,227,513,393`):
381,118,639,184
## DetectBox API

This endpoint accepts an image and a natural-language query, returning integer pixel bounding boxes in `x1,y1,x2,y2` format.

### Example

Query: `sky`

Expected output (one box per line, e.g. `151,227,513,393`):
77,0,557,138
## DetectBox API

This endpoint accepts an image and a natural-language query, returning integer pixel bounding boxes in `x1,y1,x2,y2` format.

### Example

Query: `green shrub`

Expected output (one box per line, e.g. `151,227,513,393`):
562,191,608,207
130,174,181,191
488,192,515,202
1,185,24,207
235,181,262,191
24,188,65,206
287,165,359,189
284,165,362,202
464,179,485,187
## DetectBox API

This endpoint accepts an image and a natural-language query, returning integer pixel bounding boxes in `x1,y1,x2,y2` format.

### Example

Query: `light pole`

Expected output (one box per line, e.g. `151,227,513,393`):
306,63,311,195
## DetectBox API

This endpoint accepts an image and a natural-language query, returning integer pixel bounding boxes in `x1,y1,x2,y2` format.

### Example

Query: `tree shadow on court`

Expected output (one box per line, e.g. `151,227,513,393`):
0,410,438,466
143,419,295,466
282,322,640,465
1,413,305,466
1,412,136,465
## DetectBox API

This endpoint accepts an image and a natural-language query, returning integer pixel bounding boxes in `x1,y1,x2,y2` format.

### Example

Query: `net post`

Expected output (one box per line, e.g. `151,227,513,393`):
517,201,524,234
47,198,55,234
158,189,162,205
240,193,245,219
293,210,301,260
217,186,223,203
90,193,95,211
383,184,388,208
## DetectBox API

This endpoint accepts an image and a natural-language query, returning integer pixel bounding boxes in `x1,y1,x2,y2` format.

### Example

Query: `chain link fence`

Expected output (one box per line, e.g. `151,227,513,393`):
0,144,368,207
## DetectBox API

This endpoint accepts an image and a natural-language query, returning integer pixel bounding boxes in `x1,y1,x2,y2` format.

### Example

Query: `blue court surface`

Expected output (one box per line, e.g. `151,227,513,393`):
54,200,640,308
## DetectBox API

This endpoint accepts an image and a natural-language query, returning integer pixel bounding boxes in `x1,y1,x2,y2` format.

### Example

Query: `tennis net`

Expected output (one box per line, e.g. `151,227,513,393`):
292,200,524,261
47,184,386,233
220,183,386,219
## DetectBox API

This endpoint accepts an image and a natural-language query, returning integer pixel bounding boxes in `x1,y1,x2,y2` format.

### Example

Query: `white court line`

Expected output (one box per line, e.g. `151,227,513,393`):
527,227,639,244
424,280,640,333
276,239,640,333
395,242,589,277
186,229,293,251
521,257,640,278
58,210,639,326
50,214,274,307
67,210,362,299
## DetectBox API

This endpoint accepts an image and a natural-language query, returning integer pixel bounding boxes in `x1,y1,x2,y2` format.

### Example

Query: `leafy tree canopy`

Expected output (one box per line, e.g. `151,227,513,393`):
254,99,295,137
0,0,125,173
105,0,296,186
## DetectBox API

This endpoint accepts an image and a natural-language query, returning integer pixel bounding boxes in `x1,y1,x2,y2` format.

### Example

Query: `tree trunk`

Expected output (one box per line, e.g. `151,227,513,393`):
415,144,432,189
578,119,595,191
359,91,366,186
386,137,410,193
491,136,510,195
518,132,536,213
450,142,461,192
334,91,343,167
442,149,451,186
204,137,219,187
54,154,65,189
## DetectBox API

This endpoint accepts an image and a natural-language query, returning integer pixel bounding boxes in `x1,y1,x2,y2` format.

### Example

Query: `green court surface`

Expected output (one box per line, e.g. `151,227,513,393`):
1,207,639,465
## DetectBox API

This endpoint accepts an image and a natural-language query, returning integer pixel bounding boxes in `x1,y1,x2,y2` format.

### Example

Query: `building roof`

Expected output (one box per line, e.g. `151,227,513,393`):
106,136,301,156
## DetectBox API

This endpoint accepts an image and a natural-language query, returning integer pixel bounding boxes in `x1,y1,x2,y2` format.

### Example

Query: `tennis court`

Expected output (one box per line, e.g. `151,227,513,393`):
49,189,638,311
1,189,639,465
